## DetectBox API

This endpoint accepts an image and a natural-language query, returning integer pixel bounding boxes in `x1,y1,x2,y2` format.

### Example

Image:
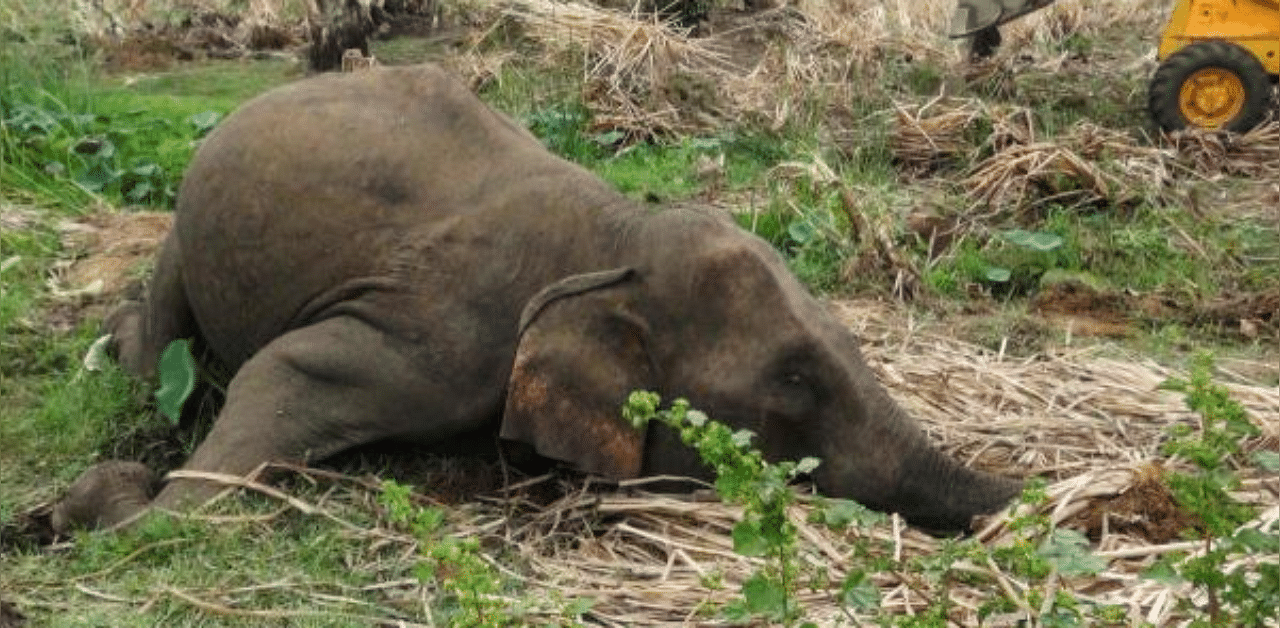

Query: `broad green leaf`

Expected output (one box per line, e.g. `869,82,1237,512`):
840,570,881,610
188,110,221,136
126,181,154,201
984,266,1012,282
1038,529,1107,576
1230,527,1278,553
76,162,121,192
7,104,60,134
132,162,162,177
795,456,821,475
787,219,815,244
741,574,787,616
1003,229,1064,252
812,498,883,530
592,130,623,146
732,519,769,556
155,338,197,425
1251,450,1279,472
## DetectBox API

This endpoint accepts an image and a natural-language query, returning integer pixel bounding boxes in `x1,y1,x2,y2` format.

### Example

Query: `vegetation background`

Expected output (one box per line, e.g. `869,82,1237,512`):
1,0,1276,625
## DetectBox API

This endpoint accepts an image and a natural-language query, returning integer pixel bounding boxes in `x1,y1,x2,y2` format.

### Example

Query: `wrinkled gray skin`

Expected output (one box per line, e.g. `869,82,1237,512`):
55,65,1020,534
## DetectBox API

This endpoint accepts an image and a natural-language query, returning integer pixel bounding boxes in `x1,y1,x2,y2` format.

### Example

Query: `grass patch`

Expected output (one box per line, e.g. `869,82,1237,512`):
3,58,298,210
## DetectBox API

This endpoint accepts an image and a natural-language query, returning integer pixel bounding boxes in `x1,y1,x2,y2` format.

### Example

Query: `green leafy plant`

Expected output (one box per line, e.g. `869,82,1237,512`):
380,479,512,626
981,229,1067,287
1,95,218,207
379,480,594,626
524,103,617,163
155,338,197,425
737,189,850,293
979,478,1110,626
625,391,877,626
1149,353,1277,627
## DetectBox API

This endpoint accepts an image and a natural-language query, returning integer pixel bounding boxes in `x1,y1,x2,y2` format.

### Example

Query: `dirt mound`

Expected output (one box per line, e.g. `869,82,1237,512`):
1070,464,1200,543
49,210,170,329
1033,280,1133,338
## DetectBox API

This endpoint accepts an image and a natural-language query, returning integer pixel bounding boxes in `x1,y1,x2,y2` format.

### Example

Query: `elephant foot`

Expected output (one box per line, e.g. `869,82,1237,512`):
52,461,157,534
103,301,150,378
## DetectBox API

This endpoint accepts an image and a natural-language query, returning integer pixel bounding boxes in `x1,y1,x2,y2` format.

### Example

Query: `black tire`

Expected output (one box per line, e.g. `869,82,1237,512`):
1148,40,1273,133
968,25,1002,61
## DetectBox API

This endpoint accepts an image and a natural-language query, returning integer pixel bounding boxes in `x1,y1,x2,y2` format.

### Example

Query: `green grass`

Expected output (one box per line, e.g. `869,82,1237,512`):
2,59,298,210
4,494,410,627
92,58,301,108
0,213,152,512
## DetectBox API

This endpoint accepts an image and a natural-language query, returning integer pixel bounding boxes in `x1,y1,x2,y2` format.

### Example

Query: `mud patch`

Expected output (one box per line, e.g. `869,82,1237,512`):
49,210,170,330
1071,464,1199,544
1032,280,1133,338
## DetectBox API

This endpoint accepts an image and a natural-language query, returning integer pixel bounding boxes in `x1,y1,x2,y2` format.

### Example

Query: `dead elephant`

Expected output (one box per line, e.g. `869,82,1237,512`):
55,64,1021,535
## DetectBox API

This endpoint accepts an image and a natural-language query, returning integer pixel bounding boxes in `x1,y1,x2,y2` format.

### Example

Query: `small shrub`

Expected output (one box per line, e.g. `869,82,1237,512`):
1150,353,1278,627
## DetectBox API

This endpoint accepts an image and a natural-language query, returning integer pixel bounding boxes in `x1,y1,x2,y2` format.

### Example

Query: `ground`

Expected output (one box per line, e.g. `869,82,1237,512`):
1,0,1277,625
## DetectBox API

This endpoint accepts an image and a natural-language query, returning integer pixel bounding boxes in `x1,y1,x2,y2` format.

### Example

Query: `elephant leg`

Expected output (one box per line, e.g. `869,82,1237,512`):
106,230,197,379
57,316,462,531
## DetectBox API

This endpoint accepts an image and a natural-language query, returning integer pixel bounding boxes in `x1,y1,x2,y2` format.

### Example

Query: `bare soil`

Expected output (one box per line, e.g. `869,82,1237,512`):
47,209,171,330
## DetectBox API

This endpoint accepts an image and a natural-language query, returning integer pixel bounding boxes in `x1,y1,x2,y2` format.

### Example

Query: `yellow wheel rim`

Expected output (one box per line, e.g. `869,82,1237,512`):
1178,68,1245,129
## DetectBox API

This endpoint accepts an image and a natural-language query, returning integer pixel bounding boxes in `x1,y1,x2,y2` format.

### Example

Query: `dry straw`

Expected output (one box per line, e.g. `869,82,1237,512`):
113,300,1275,626
504,0,734,137
892,96,983,175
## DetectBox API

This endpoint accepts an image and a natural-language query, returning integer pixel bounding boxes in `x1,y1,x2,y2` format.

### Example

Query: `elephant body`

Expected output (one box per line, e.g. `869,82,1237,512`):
60,65,1019,533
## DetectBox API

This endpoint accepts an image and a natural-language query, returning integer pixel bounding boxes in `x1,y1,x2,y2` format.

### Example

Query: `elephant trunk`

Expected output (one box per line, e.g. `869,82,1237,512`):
887,443,1023,533
817,367,1022,532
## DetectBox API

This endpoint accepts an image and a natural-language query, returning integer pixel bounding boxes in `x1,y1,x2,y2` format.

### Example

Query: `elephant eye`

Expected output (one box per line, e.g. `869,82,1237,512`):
783,372,804,386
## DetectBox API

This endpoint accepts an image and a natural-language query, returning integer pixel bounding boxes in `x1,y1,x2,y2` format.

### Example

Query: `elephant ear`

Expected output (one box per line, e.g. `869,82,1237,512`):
502,268,653,479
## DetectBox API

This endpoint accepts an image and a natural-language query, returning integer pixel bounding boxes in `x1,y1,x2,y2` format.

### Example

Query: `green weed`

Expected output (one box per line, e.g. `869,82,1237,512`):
1150,353,1278,627
2,93,219,207
625,391,886,626
378,479,593,626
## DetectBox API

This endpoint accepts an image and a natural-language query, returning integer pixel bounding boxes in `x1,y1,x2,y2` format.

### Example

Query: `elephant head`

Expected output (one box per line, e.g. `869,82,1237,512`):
503,208,1021,532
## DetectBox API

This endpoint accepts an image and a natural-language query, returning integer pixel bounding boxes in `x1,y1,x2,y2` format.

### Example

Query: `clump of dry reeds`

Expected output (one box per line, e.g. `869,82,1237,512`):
892,96,983,175
962,116,1124,212
946,106,1278,214
505,0,734,137
1168,121,1280,181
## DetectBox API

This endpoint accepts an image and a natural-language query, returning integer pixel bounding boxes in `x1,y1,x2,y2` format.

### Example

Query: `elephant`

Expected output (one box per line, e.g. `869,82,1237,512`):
53,64,1021,535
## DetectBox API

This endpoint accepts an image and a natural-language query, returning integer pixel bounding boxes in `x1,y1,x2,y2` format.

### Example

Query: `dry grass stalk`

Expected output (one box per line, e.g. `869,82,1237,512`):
992,0,1165,57
1167,121,1280,181
440,49,517,91
961,113,1280,212
892,97,983,175
963,136,1118,212
505,0,733,137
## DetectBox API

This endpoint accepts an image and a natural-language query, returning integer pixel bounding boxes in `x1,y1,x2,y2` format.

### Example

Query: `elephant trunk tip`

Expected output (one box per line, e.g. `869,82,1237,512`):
890,448,1024,535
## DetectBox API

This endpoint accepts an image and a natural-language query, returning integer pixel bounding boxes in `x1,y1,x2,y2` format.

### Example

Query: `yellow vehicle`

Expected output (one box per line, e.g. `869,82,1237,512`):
951,0,1280,132
1149,0,1278,131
